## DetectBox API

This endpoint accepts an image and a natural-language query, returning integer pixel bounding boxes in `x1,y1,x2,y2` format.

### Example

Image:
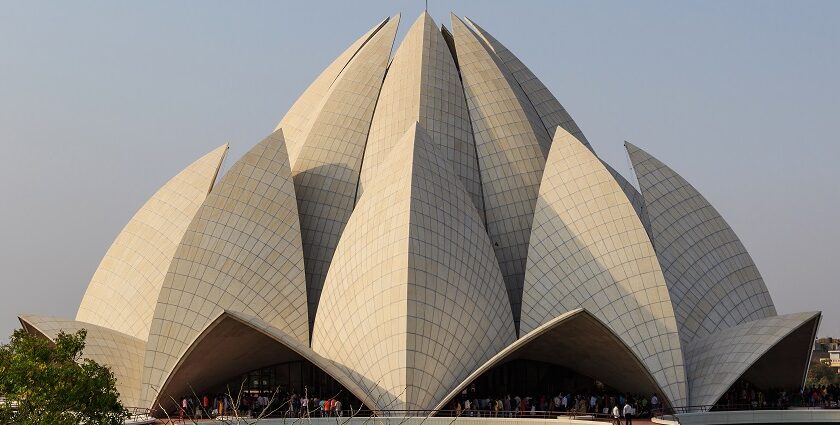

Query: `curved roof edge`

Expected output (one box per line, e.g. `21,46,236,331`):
685,311,821,407
18,314,145,408
150,310,380,415
433,308,672,411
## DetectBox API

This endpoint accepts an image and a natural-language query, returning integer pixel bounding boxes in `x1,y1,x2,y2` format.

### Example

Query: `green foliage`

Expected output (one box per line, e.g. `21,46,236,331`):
0,328,128,425
806,361,840,387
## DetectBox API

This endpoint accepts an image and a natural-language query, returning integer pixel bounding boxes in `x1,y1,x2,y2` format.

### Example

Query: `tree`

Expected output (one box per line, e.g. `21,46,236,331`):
806,361,840,387
0,328,127,425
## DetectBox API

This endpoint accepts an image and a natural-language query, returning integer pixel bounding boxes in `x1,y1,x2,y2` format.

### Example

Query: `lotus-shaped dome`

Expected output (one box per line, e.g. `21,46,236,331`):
19,12,820,415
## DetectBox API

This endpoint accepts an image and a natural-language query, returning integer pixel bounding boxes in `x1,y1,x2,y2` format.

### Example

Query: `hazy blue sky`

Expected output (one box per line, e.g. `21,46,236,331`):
1,1,837,342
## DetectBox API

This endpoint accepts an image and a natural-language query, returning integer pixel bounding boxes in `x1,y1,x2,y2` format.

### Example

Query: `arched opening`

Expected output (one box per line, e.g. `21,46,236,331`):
150,312,374,418
210,360,367,417
437,309,670,416
713,314,820,410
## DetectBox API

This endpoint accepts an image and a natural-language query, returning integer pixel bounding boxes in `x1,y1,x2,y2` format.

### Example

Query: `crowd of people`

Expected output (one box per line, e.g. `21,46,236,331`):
714,380,840,410
173,381,838,420
800,384,840,408
448,385,661,423
176,391,351,420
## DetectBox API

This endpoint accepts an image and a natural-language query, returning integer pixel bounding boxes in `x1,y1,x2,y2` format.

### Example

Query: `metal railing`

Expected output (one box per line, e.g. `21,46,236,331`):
244,409,629,421
654,401,840,416
150,402,840,422
124,406,154,423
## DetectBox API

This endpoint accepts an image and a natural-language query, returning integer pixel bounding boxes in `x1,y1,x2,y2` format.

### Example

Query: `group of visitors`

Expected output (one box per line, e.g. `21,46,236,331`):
800,384,840,408
287,393,344,417
178,394,233,420
176,391,349,419
716,380,840,410
449,387,660,421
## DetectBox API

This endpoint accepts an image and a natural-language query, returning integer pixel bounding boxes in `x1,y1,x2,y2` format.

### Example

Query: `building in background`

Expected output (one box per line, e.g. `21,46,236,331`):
812,337,840,368
826,351,840,371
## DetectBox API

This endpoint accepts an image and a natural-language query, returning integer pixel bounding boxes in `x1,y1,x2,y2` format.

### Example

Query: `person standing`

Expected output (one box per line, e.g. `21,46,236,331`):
623,401,633,425
612,404,621,425
650,394,659,415
180,397,187,422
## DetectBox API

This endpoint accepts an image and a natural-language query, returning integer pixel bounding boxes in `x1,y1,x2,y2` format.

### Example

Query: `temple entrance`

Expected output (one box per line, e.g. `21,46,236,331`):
438,310,669,417
150,312,374,417
204,360,366,417
467,359,604,398
445,359,645,417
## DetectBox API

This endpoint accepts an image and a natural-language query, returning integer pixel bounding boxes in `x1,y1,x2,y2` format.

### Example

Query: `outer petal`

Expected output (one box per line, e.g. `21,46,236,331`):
357,12,483,217
19,314,145,408
313,123,516,411
76,145,228,340
142,129,307,407
291,15,400,331
685,312,820,407
274,16,390,163
522,127,687,405
450,14,551,332
626,142,777,344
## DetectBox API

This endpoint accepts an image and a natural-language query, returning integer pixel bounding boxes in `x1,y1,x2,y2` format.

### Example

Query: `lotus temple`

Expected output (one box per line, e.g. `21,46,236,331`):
17,12,822,420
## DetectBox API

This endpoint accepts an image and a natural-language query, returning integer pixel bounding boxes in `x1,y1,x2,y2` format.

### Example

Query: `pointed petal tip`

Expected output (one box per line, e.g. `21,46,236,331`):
551,125,573,139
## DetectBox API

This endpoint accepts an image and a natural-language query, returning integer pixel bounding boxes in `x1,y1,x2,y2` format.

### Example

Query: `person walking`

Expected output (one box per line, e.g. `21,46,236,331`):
612,404,621,425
